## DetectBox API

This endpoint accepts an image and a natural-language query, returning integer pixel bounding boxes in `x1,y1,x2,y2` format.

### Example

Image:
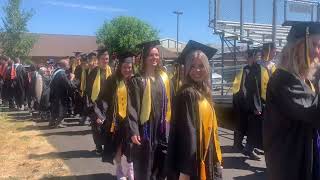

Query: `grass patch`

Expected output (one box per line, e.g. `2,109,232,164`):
0,114,71,179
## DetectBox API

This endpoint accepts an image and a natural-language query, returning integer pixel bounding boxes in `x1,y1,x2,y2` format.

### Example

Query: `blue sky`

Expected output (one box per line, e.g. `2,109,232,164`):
0,0,318,44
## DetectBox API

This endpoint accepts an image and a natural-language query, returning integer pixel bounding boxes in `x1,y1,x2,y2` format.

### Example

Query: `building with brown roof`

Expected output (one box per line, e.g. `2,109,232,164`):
29,33,98,64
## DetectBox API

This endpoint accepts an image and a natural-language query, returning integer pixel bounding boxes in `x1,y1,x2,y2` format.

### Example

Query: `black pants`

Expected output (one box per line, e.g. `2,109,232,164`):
247,114,263,150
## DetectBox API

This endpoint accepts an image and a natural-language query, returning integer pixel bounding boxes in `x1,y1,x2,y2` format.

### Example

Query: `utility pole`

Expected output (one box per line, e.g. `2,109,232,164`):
272,0,277,43
173,11,183,55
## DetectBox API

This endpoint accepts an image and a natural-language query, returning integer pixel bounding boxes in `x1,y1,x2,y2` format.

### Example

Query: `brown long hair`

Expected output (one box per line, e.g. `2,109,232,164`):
140,46,164,75
184,50,213,101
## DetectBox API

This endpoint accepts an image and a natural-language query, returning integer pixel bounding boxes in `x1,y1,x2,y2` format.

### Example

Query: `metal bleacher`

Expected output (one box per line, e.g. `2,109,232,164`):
214,20,291,50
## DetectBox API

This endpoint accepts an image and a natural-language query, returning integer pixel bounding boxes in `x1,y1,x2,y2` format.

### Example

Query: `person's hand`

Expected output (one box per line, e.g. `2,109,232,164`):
96,118,103,125
254,111,262,115
70,73,75,81
131,135,141,145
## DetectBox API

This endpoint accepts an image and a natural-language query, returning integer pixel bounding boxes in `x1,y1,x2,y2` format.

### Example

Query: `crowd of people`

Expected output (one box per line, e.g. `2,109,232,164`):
0,21,320,180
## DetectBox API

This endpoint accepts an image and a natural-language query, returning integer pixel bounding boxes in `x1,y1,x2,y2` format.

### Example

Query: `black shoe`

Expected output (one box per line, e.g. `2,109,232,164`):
233,143,244,151
95,146,103,155
243,149,261,161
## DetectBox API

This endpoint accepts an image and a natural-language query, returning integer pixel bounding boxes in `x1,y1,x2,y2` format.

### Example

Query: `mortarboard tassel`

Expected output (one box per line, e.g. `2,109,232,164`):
305,27,311,68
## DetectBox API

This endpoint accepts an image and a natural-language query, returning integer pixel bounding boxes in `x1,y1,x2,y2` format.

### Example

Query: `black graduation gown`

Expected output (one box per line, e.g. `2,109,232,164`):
264,69,320,180
93,74,131,162
167,85,221,180
84,67,106,114
49,68,75,119
127,73,170,180
244,63,264,149
14,64,28,106
84,67,107,146
233,65,250,137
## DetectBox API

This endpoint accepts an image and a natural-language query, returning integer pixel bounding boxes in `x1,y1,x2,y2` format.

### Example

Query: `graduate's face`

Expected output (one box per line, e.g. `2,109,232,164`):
120,63,133,79
189,57,207,83
99,54,109,68
145,48,160,69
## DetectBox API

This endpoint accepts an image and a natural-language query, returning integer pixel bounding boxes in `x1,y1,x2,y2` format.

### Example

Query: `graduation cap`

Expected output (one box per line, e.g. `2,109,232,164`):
80,53,88,62
87,52,97,60
47,59,55,65
247,47,261,58
73,51,82,57
286,21,320,68
177,40,218,64
118,51,135,64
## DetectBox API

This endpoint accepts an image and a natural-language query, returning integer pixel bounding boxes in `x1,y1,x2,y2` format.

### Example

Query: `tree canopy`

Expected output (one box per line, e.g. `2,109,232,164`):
0,0,36,59
96,16,159,55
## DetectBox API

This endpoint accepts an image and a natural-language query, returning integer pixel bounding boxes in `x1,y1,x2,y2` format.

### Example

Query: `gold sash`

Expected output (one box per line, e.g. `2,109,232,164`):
105,65,112,79
140,77,151,124
91,68,101,102
198,96,222,180
232,69,243,94
260,65,276,101
117,80,127,119
159,70,172,122
80,69,86,97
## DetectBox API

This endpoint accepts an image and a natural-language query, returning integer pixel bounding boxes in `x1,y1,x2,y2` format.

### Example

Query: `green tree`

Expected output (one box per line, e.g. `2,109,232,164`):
0,0,36,59
96,16,159,55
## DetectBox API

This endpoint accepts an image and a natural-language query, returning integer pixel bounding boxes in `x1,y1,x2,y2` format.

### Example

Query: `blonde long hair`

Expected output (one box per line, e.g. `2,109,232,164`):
184,50,212,100
279,37,319,80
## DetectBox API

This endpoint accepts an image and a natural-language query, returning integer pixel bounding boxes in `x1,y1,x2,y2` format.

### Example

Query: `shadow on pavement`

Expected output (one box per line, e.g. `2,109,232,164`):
40,129,92,137
233,172,267,180
223,156,266,173
29,150,100,160
40,173,116,180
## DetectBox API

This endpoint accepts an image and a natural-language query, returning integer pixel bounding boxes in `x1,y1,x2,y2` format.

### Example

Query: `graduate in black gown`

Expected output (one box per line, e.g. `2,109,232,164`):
49,59,75,128
94,51,134,179
84,50,112,154
242,45,274,160
264,21,320,180
12,58,28,110
73,54,88,117
127,40,173,180
167,40,222,180
232,48,259,151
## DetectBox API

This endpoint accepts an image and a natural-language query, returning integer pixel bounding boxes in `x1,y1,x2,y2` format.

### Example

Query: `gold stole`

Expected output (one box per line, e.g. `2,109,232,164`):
110,80,128,133
91,68,101,102
80,69,86,97
198,96,222,180
105,65,112,79
260,65,276,101
72,62,77,74
232,69,243,94
140,77,152,125
159,70,172,122
117,80,127,118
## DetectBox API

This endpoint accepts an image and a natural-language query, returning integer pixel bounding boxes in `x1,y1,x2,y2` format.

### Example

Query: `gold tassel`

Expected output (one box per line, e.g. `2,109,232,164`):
110,122,115,133
200,160,206,180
